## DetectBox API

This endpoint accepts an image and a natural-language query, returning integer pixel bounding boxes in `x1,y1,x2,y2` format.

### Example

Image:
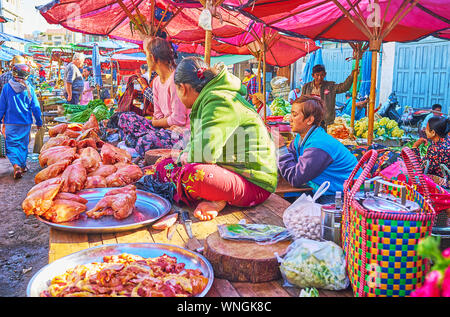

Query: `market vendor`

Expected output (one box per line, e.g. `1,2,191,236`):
149,56,278,221
251,92,271,116
0,64,42,179
243,68,262,103
301,64,356,128
411,116,450,178
63,53,85,105
341,92,368,120
272,95,358,202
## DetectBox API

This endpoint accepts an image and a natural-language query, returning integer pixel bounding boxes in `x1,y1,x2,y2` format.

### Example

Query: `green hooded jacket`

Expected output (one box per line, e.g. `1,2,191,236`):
184,64,278,193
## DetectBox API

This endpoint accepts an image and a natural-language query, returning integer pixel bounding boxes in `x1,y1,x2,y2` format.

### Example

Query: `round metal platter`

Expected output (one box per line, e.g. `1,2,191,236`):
27,243,214,297
36,188,171,233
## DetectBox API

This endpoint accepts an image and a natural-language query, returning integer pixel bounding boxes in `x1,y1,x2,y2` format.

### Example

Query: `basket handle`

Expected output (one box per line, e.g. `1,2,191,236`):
347,149,379,198
401,147,431,201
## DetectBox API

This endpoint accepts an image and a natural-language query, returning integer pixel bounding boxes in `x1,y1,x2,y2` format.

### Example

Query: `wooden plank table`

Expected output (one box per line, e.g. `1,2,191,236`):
48,193,353,297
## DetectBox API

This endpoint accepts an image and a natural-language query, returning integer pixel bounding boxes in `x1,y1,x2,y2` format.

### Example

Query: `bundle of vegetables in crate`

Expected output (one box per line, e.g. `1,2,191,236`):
63,99,111,123
269,97,291,116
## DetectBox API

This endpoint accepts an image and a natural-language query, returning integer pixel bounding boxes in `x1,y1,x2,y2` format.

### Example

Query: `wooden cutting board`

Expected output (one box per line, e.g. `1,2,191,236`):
144,149,181,165
203,231,291,283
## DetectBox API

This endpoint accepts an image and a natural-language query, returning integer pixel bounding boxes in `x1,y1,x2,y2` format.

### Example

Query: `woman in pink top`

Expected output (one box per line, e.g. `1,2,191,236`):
132,37,189,159
138,37,189,129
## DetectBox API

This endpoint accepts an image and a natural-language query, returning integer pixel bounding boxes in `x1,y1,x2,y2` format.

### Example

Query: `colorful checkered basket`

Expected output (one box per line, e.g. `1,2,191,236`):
342,148,436,297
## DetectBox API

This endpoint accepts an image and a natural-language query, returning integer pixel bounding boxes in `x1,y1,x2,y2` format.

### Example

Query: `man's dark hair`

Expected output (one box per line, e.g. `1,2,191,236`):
140,64,148,72
312,64,326,74
245,68,252,74
432,104,442,111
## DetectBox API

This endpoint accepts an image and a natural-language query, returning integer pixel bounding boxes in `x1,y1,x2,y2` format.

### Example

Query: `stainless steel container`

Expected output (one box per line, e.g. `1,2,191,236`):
321,191,342,246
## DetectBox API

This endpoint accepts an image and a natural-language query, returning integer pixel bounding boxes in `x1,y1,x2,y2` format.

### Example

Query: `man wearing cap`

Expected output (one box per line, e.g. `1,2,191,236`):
0,55,27,94
302,64,356,127
64,52,86,105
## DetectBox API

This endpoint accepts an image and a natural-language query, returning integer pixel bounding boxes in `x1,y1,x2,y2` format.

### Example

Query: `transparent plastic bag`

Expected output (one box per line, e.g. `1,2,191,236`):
282,181,330,241
198,9,212,31
276,238,349,290
217,223,291,245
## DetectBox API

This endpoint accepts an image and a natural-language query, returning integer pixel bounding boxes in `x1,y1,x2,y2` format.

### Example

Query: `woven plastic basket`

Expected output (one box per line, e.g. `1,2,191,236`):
342,148,436,297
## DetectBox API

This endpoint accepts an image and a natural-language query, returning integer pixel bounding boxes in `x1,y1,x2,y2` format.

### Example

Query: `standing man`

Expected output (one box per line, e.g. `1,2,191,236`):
64,53,85,105
302,64,356,127
0,55,27,94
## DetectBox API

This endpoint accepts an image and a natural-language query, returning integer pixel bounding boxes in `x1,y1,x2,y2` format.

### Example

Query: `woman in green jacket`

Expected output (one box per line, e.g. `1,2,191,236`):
150,57,277,221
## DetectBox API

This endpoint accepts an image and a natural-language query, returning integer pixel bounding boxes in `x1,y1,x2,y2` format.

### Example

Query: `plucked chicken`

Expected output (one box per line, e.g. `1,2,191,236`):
78,147,101,172
40,135,76,153
48,123,67,137
54,192,88,204
39,146,76,168
101,143,131,165
86,185,137,220
34,160,71,184
82,114,100,133
41,199,87,223
22,178,63,216
85,176,108,189
105,164,143,187
60,163,87,193
88,164,117,178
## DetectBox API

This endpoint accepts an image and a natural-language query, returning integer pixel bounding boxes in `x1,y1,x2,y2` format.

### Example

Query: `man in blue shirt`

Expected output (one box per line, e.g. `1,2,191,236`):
341,92,368,121
420,104,443,138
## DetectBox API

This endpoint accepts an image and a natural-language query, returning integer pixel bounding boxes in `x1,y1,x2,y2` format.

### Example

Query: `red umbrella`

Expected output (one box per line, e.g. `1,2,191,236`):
38,0,251,44
224,0,450,144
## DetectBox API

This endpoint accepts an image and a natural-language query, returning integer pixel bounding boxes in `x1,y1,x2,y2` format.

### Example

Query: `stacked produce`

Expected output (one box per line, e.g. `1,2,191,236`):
354,117,405,139
327,117,352,140
269,97,291,116
64,99,111,123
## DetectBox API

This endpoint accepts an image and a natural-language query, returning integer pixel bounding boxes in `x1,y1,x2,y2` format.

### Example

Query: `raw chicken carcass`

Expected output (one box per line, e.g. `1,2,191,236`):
85,176,107,189
76,138,98,151
63,129,81,139
22,179,63,216
48,123,67,137
34,160,71,184
88,164,117,178
41,199,87,223
106,164,143,187
54,192,88,204
78,147,101,172
82,114,100,133
40,135,76,153
60,163,87,193
86,185,137,220
39,146,76,167
101,143,131,165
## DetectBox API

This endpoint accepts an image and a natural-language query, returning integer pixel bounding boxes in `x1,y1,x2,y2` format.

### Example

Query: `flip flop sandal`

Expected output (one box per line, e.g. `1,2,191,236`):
13,168,22,179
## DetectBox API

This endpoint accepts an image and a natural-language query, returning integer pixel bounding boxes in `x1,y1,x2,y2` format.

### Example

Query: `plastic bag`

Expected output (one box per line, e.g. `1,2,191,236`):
276,238,349,290
217,223,291,245
283,181,330,241
198,9,212,31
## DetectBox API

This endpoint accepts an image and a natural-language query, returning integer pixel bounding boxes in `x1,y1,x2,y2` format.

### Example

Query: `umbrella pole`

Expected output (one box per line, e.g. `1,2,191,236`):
204,30,212,67
263,27,267,123
350,49,360,131
367,49,378,145
256,52,262,93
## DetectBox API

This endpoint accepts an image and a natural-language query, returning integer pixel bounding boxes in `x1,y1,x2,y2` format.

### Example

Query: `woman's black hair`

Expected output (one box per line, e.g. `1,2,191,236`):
174,56,219,93
146,37,177,69
245,68,252,74
427,116,450,138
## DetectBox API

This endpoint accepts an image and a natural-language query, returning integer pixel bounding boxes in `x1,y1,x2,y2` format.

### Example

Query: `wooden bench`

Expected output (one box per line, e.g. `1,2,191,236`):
48,193,353,297
275,177,313,198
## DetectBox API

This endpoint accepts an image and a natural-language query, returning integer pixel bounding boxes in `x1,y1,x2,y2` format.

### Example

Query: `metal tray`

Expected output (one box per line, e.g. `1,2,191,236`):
37,188,171,233
27,243,214,297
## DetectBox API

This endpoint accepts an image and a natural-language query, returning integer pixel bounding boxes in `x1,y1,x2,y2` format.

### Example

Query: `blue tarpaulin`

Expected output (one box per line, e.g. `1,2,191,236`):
359,50,372,98
301,41,323,86
92,43,102,87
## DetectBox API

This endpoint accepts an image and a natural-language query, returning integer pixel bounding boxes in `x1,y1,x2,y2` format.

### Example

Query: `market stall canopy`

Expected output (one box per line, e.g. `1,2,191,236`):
218,22,320,67
224,0,450,43
0,32,38,44
37,0,252,44
78,39,139,50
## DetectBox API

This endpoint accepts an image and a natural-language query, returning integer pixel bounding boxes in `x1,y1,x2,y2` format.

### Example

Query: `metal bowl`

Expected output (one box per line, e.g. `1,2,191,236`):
27,243,214,297
36,188,171,233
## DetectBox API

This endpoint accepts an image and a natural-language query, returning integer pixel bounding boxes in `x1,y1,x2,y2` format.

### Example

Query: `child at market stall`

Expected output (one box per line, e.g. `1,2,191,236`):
272,95,358,203
0,64,42,179
149,57,278,221
411,116,450,178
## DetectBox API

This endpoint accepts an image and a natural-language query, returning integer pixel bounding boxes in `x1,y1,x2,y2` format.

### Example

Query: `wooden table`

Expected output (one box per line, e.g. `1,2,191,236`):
48,194,353,297
275,177,313,198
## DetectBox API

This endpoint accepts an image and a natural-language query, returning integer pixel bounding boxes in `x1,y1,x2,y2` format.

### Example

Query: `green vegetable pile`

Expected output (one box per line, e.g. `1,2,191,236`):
64,99,111,123
279,239,349,290
269,97,291,116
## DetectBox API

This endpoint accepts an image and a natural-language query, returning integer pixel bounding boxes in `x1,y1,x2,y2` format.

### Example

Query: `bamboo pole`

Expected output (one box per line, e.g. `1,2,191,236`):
256,52,262,93
367,49,378,145
349,43,361,131
204,30,212,66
